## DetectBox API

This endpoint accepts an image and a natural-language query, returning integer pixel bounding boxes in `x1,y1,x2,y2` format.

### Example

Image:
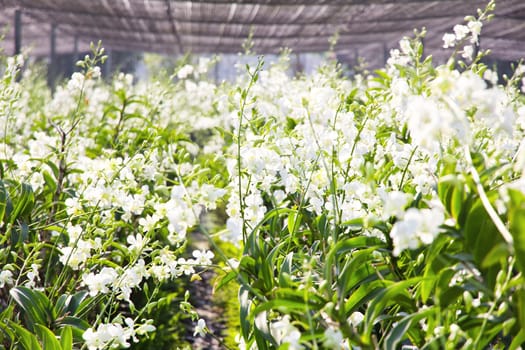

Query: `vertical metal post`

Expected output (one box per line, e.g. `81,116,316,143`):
214,56,219,83
14,9,21,55
72,35,78,72
294,53,303,75
103,49,112,79
383,42,389,66
48,23,57,89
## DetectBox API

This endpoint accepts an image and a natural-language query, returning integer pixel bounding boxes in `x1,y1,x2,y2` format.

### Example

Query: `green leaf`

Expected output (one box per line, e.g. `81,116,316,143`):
364,278,421,339
41,225,65,234
327,236,385,260
72,294,99,319
420,235,456,303
10,286,54,330
62,317,88,332
450,181,465,222
419,277,436,305
509,328,525,350
341,217,364,229
463,197,502,267
239,255,257,274
344,280,389,317
214,270,237,292
338,247,379,298
278,252,293,287
35,324,62,350
383,307,436,350
254,311,273,349
0,180,8,223
508,189,525,275
259,250,274,291
287,211,302,236
316,213,329,239
42,171,57,193
8,182,34,224
254,298,308,314
7,321,42,350
0,320,14,343
239,286,252,340
60,326,73,350
254,327,271,350
273,288,325,307
481,243,509,269
438,174,460,217
66,291,88,315
516,288,525,331
54,295,68,318
325,236,385,292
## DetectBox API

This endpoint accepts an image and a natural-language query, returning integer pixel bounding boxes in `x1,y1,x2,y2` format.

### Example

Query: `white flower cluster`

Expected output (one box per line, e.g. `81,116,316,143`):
442,21,483,60
223,63,382,243
82,318,155,350
3,11,525,345
0,268,13,288
0,55,233,349
390,206,445,256
270,315,303,350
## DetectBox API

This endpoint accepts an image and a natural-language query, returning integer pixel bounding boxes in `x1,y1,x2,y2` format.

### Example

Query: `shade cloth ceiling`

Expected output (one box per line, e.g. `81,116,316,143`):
0,0,524,67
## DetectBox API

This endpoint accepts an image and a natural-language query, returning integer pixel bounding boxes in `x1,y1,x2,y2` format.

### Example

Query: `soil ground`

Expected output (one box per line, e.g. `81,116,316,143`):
185,232,228,349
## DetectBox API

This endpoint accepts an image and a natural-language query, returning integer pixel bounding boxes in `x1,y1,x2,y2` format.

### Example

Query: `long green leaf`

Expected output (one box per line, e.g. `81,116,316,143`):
8,182,34,224
35,324,62,350
287,210,302,236
72,292,97,318
344,280,390,317
10,286,54,330
214,270,237,292
278,252,293,288
364,278,422,339
253,311,272,349
338,247,379,297
509,329,525,350
325,236,385,291
383,307,436,349
0,320,14,342
463,197,502,266
60,326,73,350
7,321,42,350
239,285,252,340
254,298,316,315
509,189,525,275
0,180,8,223
59,316,90,331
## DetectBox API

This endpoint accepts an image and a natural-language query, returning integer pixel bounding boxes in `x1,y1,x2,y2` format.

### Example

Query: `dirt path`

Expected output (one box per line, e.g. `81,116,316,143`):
185,233,228,349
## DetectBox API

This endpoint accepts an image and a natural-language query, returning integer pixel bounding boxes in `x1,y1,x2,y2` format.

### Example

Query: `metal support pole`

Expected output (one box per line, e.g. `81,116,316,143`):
14,9,21,55
294,53,303,75
72,35,78,72
383,42,389,66
214,56,219,83
48,23,57,89
103,49,112,79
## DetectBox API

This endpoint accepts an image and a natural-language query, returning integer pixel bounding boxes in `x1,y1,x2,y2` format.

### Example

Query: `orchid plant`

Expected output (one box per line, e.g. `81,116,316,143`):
1,1,525,349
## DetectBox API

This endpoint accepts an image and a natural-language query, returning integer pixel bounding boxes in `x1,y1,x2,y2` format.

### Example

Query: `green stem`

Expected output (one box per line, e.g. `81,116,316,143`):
472,258,514,347
236,58,264,242
463,145,513,245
